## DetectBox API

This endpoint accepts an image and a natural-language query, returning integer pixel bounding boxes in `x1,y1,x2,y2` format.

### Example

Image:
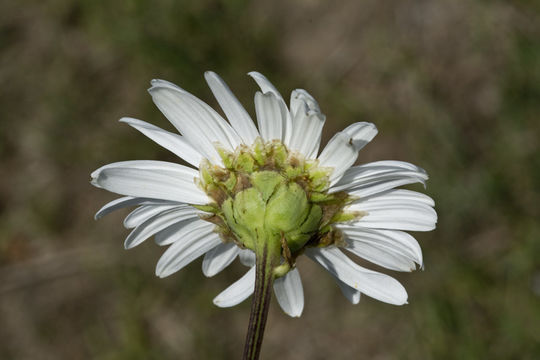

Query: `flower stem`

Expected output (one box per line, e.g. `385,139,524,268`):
242,244,278,360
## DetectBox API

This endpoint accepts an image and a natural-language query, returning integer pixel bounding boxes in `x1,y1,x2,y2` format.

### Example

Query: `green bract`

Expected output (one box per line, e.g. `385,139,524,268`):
196,138,355,277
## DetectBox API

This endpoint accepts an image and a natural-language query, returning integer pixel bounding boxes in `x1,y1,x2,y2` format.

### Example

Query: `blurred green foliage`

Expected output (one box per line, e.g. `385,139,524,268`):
0,0,539,359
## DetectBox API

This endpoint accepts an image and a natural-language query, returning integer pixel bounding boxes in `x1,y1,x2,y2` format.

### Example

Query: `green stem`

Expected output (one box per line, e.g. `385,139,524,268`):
242,244,278,360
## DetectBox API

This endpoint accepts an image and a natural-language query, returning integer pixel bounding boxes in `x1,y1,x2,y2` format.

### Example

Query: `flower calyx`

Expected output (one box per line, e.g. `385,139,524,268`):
196,138,358,276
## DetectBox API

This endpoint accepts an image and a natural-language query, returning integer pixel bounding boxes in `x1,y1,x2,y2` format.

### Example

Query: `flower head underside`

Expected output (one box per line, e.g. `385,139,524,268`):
92,71,437,317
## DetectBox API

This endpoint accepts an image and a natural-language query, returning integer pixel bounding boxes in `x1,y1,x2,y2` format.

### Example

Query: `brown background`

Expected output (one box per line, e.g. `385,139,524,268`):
1,0,539,359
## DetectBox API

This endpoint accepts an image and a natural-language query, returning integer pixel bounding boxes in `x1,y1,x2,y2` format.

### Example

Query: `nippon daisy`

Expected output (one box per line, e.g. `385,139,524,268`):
92,71,437,321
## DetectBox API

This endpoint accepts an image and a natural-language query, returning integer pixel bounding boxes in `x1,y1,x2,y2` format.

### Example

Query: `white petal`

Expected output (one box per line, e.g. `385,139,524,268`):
342,122,378,152
290,89,320,118
91,162,208,204
273,268,304,317
289,89,326,159
336,279,361,304
204,71,259,145
91,160,198,179
288,108,326,159
331,161,428,195
239,249,256,267
254,91,287,142
346,241,416,272
354,189,435,207
247,72,283,101
343,177,429,199
148,81,241,164
341,160,428,173
348,189,436,211
213,266,256,307
306,247,408,305
318,132,357,184
154,218,211,246
338,225,423,267
350,211,436,232
123,204,183,229
202,242,240,277
94,196,179,220
147,78,183,91
156,226,221,278
249,72,293,145
119,117,203,168
150,80,243,150
124,207,203,249
347,190,437,231
318,123,378,185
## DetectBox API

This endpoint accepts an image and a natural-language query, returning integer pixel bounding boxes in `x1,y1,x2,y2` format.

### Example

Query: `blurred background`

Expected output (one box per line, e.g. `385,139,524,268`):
1,0,539,359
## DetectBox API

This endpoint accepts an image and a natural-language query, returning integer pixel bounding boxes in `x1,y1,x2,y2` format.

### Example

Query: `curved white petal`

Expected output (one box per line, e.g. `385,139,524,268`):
350,212,436,232
156,226,221,278
290,89,320,118
354,189,435,207
336,278,361,304
343,177,428,199
347,189,437,231
337,160,427,184
239,249,256,267
289,89,326,159
306,247,408,305
154,218,211,246
254,91,288,142
204,71,259,145
318,132,357,184
213,266,256,307
288,108,326,159
148,78,183,92
202,242,241,277
150,80,243,151
358,160,427,171
119,117,203,168
346,242,416,272
91,162,208,204
247,72,282,101
342,122,378,152
331,161,428,195
94,196,180,220
249,72,293,145
338,225,423,268
148,81,242,164
123,204,183,229
91,160,199,179
124,207,203,249
273,268,304,317
318,123,378,185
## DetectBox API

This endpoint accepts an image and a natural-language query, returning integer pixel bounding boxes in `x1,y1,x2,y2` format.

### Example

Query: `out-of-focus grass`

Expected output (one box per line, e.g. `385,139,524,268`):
0,0,539,359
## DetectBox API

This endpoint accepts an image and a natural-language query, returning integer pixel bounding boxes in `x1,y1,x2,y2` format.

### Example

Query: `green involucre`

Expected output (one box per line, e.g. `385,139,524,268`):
198,138,360,274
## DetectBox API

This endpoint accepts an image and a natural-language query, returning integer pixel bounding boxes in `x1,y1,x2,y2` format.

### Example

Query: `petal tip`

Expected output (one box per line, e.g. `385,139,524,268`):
202,267,215,278
289,310,303,318
155,268,168,278
90,178,101,188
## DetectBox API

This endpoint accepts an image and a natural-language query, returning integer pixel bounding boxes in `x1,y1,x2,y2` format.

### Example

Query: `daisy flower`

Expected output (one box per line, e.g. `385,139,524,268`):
92,71,436,356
